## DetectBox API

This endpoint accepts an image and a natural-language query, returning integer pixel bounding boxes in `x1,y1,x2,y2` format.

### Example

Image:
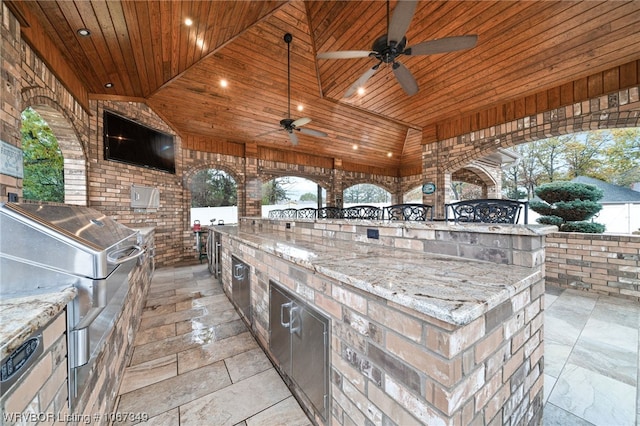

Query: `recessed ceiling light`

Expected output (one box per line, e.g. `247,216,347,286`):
297,104,304,112
387,152,393,157
352,145,358,150
104,82,113,88
357,87,365,96
77,28,91,37
220,79,228,88
185,18,193,26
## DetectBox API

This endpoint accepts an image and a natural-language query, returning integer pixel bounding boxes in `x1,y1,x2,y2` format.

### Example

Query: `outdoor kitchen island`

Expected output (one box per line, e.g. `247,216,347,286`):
212,218,552,426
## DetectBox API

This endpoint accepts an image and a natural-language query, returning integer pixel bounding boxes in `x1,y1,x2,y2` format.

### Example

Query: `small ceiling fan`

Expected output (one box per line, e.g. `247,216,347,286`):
317,0,478,97
259,33,327,145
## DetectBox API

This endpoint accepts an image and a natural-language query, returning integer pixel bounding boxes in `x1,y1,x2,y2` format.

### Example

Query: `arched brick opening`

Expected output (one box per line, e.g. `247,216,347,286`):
183,163,243,224
426,86,640,218
23,98,88,206
451,165,499,199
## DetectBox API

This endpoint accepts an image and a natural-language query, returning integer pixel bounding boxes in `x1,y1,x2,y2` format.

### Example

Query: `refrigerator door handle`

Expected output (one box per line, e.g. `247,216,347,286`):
280,301,293,328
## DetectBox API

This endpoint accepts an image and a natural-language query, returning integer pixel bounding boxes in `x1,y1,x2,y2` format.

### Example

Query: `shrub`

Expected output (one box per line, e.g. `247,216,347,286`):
560,222,606,233
531,181,605,233
534,181,604,204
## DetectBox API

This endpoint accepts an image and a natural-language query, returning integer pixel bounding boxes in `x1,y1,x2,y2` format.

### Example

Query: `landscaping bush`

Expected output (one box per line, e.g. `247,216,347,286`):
531,181,605,233
561,222,606,233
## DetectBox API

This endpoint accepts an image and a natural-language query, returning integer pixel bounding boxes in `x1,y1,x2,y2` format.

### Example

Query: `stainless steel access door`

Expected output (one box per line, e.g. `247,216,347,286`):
231,256,251,322
291,303,329,420
269,281,329,421
269,284,292,376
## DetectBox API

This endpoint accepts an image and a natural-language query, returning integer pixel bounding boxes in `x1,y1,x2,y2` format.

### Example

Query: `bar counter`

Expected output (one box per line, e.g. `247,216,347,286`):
211,218,552,426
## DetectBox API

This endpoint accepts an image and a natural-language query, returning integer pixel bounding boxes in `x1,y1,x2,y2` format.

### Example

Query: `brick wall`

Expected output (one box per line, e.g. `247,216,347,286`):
0,2,23,200
546,232,640,301
86,101,188,267
241,218,550,269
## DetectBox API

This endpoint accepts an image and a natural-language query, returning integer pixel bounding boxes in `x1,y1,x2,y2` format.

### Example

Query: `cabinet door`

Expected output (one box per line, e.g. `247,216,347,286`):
292,305,329,420
231,256,251,321
269,284,292,376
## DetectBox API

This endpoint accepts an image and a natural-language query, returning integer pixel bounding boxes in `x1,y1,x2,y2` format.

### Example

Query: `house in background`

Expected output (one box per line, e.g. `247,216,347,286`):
529,176,640,234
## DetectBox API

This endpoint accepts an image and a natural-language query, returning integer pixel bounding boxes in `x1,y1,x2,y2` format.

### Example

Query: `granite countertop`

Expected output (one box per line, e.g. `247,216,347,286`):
0,287,76,359
219,227,542,326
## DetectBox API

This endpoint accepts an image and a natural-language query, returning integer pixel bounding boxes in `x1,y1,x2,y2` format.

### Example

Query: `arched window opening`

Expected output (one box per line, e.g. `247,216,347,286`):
500,128,640,233
343,183,390,206
403,186,423,203
20,107,64,203
262,176,326,217
451,182,483,200
190,169,237,225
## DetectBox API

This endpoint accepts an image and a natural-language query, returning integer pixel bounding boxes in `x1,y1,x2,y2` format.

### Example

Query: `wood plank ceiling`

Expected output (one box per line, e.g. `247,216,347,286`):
8,0,640,175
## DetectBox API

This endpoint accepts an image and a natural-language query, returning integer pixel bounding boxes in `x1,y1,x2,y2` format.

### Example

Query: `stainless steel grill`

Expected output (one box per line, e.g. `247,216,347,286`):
0,202,145,407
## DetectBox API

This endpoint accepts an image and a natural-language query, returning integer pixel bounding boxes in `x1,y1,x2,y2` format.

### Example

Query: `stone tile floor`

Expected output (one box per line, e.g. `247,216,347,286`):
543,286,640,426
114,264,640,425
113,264,311,426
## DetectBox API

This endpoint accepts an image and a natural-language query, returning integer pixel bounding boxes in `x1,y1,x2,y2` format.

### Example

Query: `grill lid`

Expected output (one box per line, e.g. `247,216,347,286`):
0,202,141,282
1,203,135,251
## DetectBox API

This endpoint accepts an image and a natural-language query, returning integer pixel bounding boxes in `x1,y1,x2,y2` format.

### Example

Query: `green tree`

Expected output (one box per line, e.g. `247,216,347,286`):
562,131,610,179
20,107,64,202
262,177,290,204
299,192,317,202
343,184,390,203
533,136,568,182
601,128,640,187
190,169,237,207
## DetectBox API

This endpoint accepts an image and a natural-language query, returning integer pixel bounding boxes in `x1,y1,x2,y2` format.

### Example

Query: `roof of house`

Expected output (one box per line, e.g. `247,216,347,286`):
571,176,640,203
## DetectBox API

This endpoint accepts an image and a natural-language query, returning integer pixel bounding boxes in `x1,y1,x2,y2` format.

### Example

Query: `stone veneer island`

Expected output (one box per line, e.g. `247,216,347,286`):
212,217,552,426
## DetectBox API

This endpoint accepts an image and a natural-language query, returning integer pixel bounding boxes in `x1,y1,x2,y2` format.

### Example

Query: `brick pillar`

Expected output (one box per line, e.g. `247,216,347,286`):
0,4,24,201
422,140,451,219
243,142,261,217
329,159,343,208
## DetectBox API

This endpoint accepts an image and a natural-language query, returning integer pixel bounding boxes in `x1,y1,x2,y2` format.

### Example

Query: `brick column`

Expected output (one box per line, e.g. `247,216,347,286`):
243,142,261,217
329,159,343,208
0,4,24,201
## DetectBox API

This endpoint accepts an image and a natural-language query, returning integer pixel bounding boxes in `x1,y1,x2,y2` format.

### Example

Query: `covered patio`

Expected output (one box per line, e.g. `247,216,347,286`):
1,1,640,425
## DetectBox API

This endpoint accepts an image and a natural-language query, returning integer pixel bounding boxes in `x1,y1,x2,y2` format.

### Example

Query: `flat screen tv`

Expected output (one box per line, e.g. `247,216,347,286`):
103,110,176,174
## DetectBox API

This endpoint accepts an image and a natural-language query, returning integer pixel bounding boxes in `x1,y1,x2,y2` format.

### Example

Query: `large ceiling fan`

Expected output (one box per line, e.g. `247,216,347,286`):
317,0,478,97
259,33,328,145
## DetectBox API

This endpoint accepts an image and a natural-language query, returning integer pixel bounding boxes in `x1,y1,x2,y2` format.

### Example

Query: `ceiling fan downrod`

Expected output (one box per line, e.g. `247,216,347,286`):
283,33,293,127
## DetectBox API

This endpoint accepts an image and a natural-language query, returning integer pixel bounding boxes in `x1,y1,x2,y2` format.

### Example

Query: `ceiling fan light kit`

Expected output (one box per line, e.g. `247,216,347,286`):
317,0,478,98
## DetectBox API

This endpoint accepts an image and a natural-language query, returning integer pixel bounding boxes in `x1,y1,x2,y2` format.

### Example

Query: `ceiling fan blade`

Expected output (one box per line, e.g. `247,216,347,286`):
406,35,478,55
298,128,328,138
387,0,418,44
288,131,299,145
392,62,418,96
344,64,380,98
256,128,281,138
317,51,374,60
292,117,311,127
